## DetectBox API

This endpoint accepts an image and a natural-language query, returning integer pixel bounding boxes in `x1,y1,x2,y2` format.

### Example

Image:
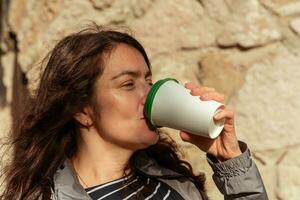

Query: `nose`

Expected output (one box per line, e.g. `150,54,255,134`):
141,83,151,106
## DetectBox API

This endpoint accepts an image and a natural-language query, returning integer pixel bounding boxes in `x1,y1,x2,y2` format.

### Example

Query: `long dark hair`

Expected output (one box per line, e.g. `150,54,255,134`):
0,24,206,199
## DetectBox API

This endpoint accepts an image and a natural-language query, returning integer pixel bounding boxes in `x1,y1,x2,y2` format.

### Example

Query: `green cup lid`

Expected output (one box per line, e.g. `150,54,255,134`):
144,78,179,126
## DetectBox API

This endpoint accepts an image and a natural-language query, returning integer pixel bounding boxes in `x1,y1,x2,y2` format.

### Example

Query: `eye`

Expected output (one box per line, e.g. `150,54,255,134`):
122,81,135,90
146,79,153,86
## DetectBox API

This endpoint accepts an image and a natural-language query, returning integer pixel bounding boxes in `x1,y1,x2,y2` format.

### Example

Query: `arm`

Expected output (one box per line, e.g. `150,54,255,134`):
207,141,268,200
179,83,268,200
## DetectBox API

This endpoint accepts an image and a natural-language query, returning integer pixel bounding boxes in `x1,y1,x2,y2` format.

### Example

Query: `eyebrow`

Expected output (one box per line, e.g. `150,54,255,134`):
111,69,152,80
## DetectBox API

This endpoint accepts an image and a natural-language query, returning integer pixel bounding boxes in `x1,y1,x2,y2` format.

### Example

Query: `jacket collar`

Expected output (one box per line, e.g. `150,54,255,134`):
134,151,183,178
53,160,91,199
53,151,182,198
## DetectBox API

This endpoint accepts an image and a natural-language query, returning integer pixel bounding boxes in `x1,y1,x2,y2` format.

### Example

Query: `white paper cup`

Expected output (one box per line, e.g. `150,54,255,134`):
144,78,224,139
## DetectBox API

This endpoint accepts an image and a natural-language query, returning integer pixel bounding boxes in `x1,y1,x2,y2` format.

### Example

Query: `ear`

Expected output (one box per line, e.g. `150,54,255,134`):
73,106,93,127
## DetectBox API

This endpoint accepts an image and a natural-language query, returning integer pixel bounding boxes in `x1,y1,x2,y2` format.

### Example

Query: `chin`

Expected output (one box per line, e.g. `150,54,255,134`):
137,130,159,149
145,130,159,145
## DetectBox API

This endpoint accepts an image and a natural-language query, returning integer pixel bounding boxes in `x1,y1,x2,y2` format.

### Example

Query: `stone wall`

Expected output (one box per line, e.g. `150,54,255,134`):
1,0,300,199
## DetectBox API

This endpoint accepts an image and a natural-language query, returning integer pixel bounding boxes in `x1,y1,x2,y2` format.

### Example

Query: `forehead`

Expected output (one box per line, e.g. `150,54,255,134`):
102,43,149,77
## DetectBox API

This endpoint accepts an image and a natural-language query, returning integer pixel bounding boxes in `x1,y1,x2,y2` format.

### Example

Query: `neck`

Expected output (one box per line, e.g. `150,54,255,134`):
72,127,134,188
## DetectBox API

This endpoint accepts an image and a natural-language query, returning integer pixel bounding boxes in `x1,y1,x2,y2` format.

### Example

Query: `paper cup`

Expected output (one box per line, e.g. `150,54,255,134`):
144,78,224,139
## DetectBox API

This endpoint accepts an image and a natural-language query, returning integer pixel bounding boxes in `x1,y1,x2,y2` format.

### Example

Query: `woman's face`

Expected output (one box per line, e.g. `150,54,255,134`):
90,43,158,150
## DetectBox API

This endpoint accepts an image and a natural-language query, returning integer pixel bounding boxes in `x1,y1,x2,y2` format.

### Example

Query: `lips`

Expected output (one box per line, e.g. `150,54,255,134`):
141,117,156,131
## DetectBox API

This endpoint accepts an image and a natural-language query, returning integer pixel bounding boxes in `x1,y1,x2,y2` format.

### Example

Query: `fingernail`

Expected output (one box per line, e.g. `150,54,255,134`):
200,94,207,100
185,83,192,88
214,111,222,119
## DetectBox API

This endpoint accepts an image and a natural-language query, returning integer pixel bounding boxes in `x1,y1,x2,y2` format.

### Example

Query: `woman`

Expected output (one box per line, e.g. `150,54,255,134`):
0,25,268,200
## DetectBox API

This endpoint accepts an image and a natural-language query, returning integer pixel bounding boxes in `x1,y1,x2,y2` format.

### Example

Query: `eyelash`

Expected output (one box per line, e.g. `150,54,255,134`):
123,80,153,90
124,82,135,88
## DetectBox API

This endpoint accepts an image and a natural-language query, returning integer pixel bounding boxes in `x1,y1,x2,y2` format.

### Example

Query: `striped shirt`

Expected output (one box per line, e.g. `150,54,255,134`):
85,173,184,200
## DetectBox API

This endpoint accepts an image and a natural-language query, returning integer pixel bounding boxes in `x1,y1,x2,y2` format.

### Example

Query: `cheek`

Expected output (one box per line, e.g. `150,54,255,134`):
99,92,140,121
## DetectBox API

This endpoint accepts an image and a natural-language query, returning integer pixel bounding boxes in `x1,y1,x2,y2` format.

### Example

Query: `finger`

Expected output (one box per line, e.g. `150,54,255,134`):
214,108,234,125
185,83,216,94
184,82,195,90
180,131,192,142
190,87,216,96
214,108,233,120
180,131,215,151
180,131,206,144
200,91,225,103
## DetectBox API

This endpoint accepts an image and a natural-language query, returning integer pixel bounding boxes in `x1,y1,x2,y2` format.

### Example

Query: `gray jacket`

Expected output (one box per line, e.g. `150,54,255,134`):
52,142,268,199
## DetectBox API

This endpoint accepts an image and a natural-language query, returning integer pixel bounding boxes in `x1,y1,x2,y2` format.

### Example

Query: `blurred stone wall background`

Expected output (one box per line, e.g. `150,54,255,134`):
0,0,300,199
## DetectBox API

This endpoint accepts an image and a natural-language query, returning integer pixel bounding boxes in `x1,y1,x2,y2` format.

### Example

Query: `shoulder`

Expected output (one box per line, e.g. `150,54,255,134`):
135,151,205,200
52,160,91,200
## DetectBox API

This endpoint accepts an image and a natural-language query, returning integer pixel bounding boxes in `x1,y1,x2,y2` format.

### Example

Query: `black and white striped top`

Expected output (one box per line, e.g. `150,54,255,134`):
85,173,184,200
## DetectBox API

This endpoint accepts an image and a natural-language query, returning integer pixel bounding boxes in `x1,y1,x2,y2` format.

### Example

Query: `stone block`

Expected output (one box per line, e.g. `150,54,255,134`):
279,145,300,166
89,0,115,10
261,0,300,16
290,17,300,35
217,0,282,48
200,0,229,21
198,52,245,100
0,106,11,138
277,165,300,199
150,54,199,85
130,0,154,18
1,53,15,104
232,48,300,151
276,1,300,16
130,0,216,57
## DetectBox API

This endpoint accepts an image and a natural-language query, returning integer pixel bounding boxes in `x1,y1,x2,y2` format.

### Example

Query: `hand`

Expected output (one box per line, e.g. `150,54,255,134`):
179,83,242,162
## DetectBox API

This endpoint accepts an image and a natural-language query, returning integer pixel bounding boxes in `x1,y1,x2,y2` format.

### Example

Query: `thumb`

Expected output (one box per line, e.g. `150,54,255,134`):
180,131,193,142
